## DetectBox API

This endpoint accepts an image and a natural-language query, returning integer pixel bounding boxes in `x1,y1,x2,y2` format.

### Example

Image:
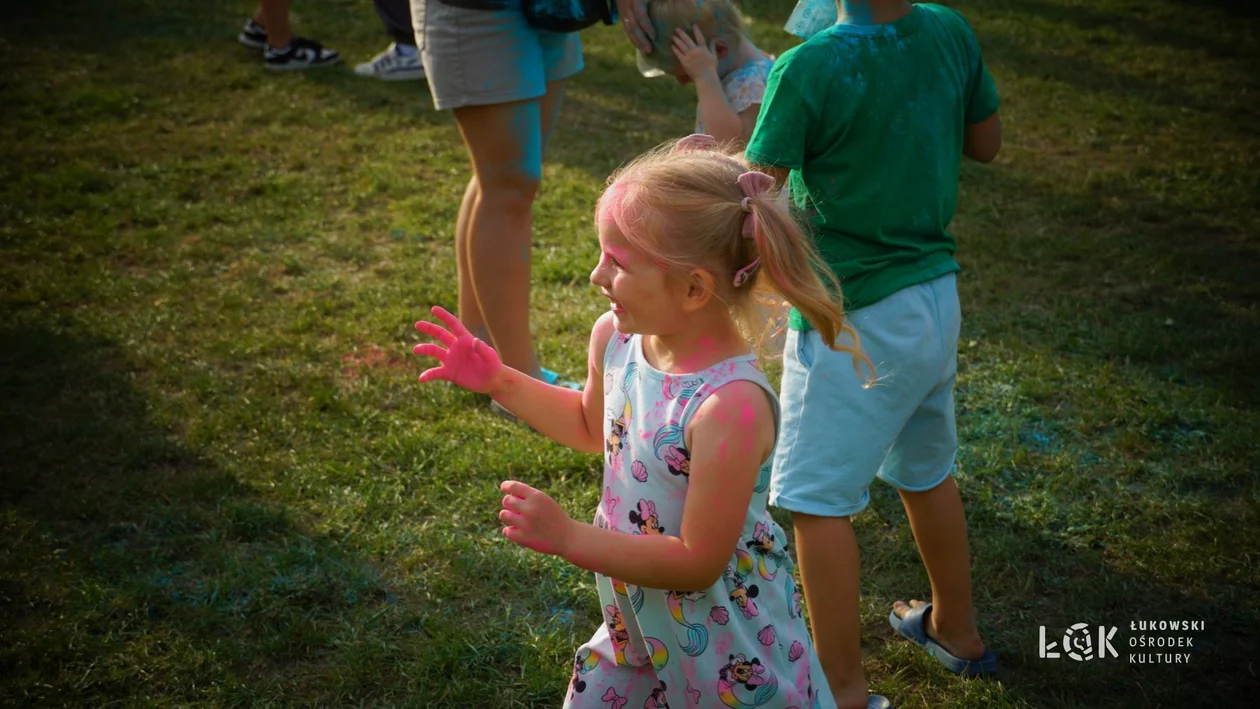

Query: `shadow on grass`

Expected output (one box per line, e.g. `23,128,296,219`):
1166,0,1260,19
950,147,1257,701
972,153,1249,405
974,31,1259,140
1003,0,1256,60
858,479,1257,708
961,168,1259,406
0,0,221,48
853,161,1260,706
0,327,404,704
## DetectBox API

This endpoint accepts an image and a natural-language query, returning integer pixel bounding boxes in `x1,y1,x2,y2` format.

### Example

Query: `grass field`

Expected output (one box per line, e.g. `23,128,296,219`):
1,0,1258,706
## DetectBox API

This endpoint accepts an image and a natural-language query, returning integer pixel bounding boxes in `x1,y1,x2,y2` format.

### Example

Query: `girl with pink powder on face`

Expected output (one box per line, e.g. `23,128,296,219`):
413,135,874,708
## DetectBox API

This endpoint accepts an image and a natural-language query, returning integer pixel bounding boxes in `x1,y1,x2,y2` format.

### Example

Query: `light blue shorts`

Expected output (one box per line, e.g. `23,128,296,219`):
412,0,584,111
770,274,961,518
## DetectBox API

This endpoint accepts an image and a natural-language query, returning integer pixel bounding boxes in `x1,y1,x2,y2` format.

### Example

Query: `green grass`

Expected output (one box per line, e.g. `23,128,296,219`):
1,0,1257,706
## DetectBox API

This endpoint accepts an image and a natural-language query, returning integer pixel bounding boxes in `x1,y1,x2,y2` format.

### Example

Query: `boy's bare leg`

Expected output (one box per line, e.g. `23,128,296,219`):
891,477,987,660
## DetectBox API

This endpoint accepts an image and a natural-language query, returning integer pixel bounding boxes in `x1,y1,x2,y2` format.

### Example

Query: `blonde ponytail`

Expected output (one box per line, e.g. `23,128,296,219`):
743,195,874,383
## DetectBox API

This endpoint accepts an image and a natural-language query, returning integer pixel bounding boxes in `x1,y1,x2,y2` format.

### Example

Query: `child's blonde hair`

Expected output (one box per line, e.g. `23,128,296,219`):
597,136,872,381
642,0,748,72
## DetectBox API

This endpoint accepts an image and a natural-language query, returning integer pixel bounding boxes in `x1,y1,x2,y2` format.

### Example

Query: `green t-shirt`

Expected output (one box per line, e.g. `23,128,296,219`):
745,3,999,328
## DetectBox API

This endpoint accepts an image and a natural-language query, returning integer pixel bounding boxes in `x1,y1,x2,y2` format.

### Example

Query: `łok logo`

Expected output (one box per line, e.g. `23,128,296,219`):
1040,623,1118,661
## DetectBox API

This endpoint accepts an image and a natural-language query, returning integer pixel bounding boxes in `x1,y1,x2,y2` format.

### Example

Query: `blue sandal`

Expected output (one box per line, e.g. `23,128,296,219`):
888,603,997,676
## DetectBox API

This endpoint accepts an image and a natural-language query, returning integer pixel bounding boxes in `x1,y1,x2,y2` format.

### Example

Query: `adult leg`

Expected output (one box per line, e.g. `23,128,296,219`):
454,176,485,340
792,513,870,709
453,79,562,357
250,0,338,71
257,0,292,48
373,0,417,46
453,99,545,376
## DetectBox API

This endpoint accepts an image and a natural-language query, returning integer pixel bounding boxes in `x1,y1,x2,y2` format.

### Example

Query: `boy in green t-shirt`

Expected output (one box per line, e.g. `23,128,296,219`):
745,1,1001,706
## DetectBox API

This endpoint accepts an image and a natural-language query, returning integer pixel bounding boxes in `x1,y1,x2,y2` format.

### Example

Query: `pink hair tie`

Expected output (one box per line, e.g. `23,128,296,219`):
733,171,775,287
737,171,775,238
733,259,760,288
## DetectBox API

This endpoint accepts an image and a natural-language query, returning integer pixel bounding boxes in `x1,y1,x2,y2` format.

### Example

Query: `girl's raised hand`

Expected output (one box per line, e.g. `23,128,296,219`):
672,26,719,83
499,480,577,558
413,306,503,394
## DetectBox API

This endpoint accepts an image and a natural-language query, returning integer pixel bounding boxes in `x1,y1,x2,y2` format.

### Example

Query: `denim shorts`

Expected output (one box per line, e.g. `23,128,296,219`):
412,0,584,110
770,274,962,517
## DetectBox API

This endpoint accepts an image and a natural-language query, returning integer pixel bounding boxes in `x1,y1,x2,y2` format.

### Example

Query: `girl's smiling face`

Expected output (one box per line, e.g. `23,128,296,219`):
589,209,685,336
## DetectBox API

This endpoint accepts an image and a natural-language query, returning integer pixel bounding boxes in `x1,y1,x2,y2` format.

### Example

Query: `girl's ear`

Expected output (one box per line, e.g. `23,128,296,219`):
714,40,729,60
680,269,717,312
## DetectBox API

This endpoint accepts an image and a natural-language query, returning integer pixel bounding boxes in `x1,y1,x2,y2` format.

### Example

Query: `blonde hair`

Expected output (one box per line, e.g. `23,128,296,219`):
597,138,873,382
642,0,747,72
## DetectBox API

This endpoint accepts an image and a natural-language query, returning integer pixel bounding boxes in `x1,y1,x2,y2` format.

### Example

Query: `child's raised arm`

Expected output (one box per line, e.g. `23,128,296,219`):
490,312,613,453
672,27,751,146
499,380,776,592
413,307,611,454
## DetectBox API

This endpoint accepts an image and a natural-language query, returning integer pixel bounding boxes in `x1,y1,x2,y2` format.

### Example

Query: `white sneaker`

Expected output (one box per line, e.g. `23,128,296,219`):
354,43,426,81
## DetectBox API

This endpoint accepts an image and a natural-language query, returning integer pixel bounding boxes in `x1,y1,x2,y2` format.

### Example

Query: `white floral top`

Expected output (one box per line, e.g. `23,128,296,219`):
696,55,776,135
